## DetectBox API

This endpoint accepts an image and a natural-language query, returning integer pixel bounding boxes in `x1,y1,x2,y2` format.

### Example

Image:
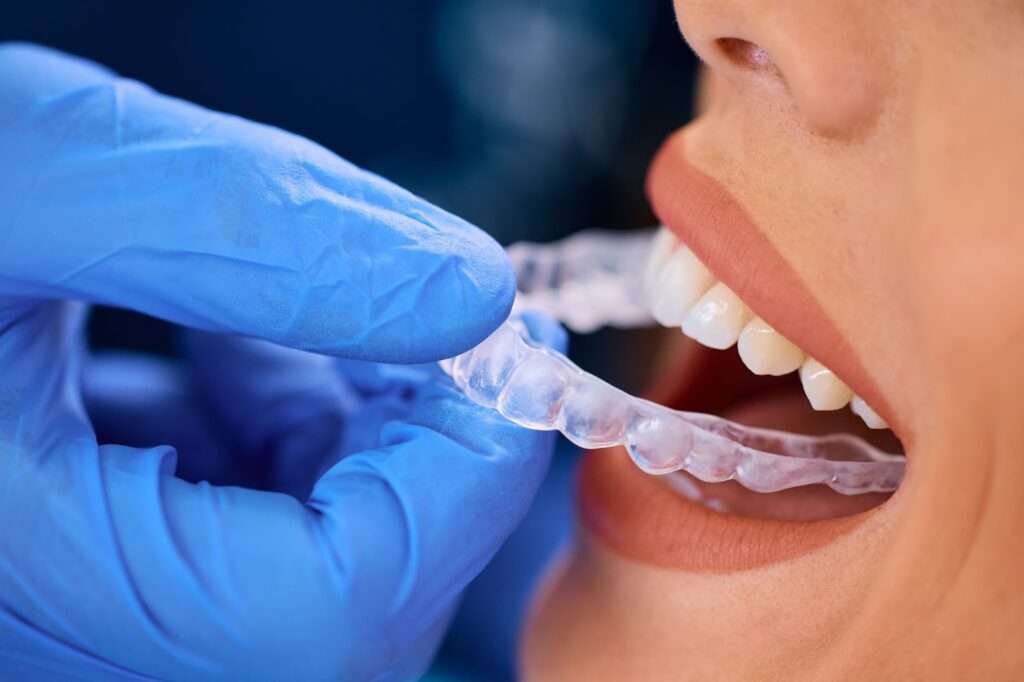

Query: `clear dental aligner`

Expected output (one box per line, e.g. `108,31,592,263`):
441,317,904,495
445,228,905,495
508,228,656,333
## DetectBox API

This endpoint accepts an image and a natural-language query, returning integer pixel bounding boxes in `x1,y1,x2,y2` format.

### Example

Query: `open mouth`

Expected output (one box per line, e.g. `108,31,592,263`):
638,132,906,524
641,227,903,522
645,327,902,522
445,130,909,568
567,133,910,572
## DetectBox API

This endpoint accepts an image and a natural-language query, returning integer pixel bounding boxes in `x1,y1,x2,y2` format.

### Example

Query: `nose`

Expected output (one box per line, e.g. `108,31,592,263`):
674,0,891,139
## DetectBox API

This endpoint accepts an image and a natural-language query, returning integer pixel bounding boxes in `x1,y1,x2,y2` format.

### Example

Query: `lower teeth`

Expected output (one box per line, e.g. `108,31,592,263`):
440,229,905,496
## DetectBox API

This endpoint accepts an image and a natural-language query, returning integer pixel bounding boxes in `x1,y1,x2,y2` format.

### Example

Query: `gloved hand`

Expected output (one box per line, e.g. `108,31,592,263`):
0,43,565,681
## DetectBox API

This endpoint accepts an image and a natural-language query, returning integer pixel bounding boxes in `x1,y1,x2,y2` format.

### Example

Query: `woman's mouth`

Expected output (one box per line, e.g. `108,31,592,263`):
645,130,899,436
643,225,889,430
576,132,907,571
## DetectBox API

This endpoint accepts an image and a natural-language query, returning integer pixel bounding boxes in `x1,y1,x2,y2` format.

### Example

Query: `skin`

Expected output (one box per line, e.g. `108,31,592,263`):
522,1,1024,679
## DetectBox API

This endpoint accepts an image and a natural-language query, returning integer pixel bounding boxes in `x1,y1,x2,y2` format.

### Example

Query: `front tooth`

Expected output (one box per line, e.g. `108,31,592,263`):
737,317,805,376
643,227,679,294
799,358,853,411
851,396,888,429
682,283,753,349
648,245,716,327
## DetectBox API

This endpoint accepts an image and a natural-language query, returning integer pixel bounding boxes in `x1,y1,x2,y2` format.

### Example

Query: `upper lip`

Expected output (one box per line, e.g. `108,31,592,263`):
645,129,902,441
574,129,901,573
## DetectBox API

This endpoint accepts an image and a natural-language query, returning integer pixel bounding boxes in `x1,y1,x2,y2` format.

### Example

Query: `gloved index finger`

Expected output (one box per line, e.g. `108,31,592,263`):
0,43,514,363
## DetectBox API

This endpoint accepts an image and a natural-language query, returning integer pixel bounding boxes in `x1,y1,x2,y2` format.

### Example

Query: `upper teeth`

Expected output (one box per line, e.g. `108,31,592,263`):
850,396,887,429
737,317,805,376
646,234,715,327
682,282,752,350
643,227,889,430
798,358,853,411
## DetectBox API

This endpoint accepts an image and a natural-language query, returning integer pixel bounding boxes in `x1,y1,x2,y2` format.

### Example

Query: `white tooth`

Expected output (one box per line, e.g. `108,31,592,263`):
851,396,888,429
648,244,716,327
643,227,679,294
799,358,853,411
737,317,806,376
682,283,753,349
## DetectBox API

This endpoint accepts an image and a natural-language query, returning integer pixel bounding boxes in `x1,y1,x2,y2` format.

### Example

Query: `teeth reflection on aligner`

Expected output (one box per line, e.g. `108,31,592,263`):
494,351,573,430
442,319,905,495
562,380,633,448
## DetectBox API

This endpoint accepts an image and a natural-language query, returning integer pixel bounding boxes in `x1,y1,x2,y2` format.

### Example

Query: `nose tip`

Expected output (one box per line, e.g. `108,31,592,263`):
673,1,889,139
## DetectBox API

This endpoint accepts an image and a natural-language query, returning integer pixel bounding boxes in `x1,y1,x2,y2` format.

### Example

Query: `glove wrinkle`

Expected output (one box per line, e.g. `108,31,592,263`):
103,447,237,675
0,607,162,681
0,303,92,456
0,43,563,681
0,43,515,363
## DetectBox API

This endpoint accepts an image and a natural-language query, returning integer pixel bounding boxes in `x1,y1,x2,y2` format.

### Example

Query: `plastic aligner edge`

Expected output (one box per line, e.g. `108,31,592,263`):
441,319,905,496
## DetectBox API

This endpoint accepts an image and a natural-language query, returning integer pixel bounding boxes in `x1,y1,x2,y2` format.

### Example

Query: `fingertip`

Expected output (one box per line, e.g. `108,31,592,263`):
438,219,517,354
0,44,516,367
0,42,61,61
379,212,516,363
0,42,116,91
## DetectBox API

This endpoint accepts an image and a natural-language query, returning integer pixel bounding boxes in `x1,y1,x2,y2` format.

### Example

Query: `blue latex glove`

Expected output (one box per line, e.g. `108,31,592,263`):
0,43,565,681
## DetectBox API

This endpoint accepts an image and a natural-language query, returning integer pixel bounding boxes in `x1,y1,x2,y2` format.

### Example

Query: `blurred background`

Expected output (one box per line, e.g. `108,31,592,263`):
3,1,698,679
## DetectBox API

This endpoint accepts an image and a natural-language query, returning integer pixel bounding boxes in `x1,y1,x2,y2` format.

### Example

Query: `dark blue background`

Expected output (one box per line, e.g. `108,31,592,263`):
2,2,697,678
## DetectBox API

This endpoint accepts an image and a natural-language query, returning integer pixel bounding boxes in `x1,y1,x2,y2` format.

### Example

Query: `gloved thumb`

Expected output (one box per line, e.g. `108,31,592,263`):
302,312,568,672
0,315,566,681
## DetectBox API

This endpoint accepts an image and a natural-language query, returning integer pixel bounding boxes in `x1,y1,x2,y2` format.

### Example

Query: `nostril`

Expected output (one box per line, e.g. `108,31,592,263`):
715,38,780,77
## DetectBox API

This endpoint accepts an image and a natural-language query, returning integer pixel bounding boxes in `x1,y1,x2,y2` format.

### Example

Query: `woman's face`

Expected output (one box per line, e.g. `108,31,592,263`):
523,1,1024,679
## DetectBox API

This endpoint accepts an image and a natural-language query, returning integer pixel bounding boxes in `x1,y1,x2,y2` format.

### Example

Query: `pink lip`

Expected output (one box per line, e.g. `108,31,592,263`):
578,446,881,572
575,131,902,572
645,130,900,438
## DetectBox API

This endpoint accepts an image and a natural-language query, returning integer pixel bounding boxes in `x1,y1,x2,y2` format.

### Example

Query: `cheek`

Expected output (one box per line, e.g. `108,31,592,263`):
522,545,673,681
881,10,1024,410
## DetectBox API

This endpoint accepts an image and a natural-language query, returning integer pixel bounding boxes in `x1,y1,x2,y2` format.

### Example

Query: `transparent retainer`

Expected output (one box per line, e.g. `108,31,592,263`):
508,228,656,333
443,229,905,495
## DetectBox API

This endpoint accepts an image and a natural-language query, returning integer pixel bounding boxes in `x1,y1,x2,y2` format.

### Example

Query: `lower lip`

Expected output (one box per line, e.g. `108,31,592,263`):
589,134,895,571
577,447,883,572
578,340,892,572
